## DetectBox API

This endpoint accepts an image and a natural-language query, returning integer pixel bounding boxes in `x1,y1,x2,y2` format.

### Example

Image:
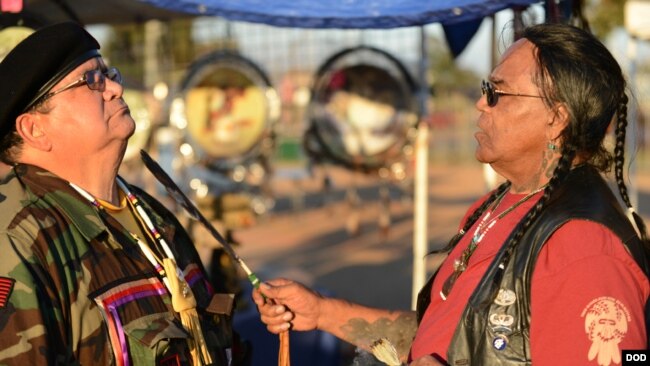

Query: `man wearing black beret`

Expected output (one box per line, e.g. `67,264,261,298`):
0,22,242,365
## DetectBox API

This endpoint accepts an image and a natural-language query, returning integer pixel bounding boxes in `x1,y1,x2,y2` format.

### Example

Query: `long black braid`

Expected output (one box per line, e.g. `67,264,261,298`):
494,146,575,268
435,24,649,278
469,147,577,305
431,182,510,255
614,94,649,241
492,24,650,277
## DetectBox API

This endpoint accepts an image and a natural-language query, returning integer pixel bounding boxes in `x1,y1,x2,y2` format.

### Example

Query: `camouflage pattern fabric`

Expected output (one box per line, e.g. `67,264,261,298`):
0,164,234,365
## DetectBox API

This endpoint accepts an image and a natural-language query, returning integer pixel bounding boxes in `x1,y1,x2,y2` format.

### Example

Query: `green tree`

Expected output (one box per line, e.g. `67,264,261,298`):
104,19,197,88
427,35,480,97
106,23,145,86
586,0,625,38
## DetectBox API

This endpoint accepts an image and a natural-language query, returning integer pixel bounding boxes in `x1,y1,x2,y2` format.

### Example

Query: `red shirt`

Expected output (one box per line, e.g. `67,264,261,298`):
410,191,649,365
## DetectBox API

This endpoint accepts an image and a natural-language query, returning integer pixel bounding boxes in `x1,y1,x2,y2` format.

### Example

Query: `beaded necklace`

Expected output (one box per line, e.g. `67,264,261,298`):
69,179,187,295
439,184,547,300
70,178,212,365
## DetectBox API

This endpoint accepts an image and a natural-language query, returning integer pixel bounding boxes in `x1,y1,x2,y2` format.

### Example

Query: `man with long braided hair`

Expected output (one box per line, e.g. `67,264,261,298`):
253,23,650,365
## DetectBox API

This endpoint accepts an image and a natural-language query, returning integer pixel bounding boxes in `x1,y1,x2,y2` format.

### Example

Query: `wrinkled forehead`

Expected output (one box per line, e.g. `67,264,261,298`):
490,39,539,87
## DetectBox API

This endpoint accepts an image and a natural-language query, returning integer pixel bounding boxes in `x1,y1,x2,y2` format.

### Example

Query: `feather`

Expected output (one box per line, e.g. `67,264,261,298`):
370,338,402,366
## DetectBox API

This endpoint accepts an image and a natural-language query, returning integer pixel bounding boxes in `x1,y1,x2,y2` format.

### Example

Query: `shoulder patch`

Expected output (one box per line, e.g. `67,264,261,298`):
582,296,630,366
0,276,16,308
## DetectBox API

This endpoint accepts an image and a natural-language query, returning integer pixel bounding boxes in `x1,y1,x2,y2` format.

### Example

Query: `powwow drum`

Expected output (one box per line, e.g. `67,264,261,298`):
171,51,279,170
305,46,419,177
168,51,280,225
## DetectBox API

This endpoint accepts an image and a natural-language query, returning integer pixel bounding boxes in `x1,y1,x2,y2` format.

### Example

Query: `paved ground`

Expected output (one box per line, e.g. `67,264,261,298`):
232,162,486,311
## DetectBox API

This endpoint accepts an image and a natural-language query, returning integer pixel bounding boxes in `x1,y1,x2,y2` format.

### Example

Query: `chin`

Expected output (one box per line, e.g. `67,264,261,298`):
475,144,498,165
126,123,136,138
474,149,487,164
118,116,137,138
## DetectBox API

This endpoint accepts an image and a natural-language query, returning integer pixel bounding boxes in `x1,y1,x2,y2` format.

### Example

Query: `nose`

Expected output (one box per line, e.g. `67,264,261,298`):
103,77,123,100
476,92,488,111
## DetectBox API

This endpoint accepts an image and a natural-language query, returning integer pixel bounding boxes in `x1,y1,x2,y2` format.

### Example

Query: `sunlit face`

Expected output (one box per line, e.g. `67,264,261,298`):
474,39,553,178
37,57,135,162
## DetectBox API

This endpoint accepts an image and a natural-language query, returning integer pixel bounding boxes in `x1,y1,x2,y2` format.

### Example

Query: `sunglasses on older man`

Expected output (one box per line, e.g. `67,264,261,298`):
42,67,122,101
481,79,543,107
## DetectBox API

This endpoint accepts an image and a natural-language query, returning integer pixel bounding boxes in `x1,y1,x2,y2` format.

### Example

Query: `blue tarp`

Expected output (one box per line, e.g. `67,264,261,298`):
139,0,540,29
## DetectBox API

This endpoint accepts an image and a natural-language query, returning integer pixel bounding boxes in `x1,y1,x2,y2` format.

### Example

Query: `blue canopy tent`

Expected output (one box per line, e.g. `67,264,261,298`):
136,0,540,61
6,1,540,56
138,0,538,29
5,0,540,28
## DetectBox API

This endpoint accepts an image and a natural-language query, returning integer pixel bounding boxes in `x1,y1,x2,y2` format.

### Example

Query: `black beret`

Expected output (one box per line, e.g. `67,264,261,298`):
0,21,100,140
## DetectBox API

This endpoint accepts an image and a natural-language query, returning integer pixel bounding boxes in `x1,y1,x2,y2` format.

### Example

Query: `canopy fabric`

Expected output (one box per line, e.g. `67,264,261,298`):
6,1,541,28
5,0,193,26
139,0,540,29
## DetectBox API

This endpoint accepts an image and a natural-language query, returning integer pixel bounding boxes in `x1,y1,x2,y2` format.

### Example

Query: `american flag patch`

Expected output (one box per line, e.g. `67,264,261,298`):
0,277,16,308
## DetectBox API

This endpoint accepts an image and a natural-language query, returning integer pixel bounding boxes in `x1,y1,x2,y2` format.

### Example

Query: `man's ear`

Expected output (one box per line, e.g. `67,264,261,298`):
549,103,570,140
15,113,52,151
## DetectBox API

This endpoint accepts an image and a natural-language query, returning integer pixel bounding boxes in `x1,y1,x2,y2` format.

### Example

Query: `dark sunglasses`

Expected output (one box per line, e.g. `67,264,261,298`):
481,79,542,107
42,67,122,101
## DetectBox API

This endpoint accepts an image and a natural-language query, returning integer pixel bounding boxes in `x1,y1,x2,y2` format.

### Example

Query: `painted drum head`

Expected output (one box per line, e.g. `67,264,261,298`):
172,51,279,169
306,46,419,174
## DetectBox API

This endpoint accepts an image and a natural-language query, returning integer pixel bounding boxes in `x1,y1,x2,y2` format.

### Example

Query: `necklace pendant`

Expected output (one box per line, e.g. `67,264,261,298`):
453,258,466,272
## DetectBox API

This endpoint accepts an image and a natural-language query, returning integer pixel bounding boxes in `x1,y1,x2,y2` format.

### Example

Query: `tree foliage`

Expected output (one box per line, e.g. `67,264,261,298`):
105,19,196,87
586,0,625,38
427,35,480,96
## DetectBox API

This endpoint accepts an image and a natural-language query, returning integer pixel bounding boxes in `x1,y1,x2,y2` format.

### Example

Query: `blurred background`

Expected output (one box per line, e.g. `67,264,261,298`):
2,1,650,364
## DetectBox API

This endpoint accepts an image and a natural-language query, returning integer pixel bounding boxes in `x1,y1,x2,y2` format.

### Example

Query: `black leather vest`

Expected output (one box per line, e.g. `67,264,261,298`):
416,166,650,365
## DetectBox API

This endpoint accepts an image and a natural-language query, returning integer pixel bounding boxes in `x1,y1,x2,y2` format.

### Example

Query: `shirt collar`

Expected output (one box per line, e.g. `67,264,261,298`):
14,163,108,241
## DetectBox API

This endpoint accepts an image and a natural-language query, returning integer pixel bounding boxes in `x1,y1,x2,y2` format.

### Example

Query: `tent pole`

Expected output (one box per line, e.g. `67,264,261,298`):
482,15,500,190
144,20,164,91
412,25,430,309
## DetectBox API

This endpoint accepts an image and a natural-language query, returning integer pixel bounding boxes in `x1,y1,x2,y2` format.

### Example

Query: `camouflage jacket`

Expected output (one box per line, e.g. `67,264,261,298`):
0,164,234,365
